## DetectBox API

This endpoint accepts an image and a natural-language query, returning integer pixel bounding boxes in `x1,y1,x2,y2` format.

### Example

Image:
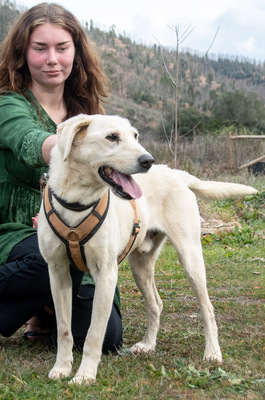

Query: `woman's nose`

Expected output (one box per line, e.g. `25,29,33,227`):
46,48,58,64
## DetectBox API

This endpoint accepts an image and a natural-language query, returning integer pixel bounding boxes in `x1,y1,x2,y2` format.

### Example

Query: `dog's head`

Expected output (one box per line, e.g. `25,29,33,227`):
56,114,154,200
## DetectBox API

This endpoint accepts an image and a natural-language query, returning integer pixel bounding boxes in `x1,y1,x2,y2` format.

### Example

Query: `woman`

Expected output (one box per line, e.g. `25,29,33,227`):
0,2,122,353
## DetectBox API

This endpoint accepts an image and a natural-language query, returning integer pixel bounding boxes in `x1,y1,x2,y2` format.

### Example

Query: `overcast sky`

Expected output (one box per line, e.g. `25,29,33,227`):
19,0,265,63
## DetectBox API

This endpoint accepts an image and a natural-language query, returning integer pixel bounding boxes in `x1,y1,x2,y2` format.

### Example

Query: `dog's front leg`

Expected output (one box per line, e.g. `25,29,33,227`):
48,263,74,379
70,265,118,385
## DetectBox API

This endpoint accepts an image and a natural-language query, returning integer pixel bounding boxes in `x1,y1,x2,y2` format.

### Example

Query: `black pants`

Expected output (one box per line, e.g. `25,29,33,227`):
0,234,122,354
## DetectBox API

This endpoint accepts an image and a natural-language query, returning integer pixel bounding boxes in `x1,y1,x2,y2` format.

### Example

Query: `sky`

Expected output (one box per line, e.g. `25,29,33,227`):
18,0,265,63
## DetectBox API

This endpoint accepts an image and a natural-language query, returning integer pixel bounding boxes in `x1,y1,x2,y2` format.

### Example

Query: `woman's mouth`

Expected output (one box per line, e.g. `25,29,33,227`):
45,70,61,75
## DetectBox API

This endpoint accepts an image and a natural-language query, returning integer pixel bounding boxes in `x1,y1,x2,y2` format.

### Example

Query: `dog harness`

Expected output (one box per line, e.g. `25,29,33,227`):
43,182,140,273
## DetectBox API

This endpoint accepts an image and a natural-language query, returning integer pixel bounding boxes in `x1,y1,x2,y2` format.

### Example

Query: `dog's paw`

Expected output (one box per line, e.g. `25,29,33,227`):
130,341,155,355
203,349,223,363
48,364,72,380
69,374,96,385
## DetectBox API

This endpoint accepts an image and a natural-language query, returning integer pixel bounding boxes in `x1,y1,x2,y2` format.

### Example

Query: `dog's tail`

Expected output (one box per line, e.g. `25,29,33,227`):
180,171,258,200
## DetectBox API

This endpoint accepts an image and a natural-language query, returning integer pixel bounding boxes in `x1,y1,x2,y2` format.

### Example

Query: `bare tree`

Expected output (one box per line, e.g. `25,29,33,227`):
158,25,219,168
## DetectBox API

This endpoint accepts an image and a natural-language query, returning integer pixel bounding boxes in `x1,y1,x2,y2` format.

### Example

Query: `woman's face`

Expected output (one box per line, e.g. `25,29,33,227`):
26,23,75,90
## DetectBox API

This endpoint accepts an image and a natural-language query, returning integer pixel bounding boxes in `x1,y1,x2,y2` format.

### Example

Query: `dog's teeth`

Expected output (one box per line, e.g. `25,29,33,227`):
105,167,112,175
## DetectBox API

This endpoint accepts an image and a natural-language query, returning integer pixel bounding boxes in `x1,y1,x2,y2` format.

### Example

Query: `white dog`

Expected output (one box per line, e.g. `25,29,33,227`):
37,114,257,384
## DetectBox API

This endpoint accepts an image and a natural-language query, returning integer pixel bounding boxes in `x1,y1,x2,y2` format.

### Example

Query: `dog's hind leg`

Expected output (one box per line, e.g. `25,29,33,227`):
165,203,222,362
48,264,74,379
129,233,166,354
176,240,222,362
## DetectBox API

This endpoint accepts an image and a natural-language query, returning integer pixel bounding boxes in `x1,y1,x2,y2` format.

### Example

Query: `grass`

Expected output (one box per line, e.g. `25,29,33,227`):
0,177,265,399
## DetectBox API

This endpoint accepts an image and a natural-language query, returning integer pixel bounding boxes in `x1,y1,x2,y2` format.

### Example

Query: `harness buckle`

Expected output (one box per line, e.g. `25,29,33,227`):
132,223,140,236
67,230,79,241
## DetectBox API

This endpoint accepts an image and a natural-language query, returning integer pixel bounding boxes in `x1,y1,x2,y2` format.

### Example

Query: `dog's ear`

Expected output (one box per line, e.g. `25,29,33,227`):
56,114,92,161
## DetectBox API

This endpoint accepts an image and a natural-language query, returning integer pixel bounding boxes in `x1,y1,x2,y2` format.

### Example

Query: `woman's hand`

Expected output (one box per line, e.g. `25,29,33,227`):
32,213,39,229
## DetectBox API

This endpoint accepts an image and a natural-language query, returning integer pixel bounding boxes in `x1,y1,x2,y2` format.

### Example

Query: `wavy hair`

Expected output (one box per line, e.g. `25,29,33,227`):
0,2,110,116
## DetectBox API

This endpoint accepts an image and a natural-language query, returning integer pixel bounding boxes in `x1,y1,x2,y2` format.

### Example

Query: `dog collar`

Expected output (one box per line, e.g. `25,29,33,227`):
51,189,97,212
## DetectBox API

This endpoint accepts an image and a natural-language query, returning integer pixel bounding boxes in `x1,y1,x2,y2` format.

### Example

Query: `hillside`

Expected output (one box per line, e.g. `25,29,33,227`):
1,1,265,142
88,25,265,138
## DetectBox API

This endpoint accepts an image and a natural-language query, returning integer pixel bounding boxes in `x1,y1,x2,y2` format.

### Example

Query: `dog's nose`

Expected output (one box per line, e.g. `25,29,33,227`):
138,153,154,171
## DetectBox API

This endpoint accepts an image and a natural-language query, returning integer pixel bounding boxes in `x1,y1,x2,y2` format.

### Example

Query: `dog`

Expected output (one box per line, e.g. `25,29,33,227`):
37,114,258,384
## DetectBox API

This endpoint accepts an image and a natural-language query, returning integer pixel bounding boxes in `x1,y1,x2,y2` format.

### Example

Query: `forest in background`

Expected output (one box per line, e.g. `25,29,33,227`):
1,0,265,172
89,25,265,142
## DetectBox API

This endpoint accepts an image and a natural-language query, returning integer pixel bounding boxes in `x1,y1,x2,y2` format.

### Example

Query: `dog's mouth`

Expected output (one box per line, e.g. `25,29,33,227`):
98,166,142,200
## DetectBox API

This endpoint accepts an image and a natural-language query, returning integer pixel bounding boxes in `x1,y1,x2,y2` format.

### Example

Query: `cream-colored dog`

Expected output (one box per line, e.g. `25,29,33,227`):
37,114,257,384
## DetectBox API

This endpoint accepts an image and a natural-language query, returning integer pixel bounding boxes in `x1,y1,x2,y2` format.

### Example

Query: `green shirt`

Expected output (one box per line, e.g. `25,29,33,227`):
0,90,55,264
0,91,121,312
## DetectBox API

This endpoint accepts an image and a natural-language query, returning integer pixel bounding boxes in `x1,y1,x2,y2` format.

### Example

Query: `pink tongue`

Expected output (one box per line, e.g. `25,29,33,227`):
111,170,142,199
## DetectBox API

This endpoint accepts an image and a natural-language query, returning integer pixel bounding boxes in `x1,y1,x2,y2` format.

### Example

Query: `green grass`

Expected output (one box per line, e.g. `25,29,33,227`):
0,182,265,399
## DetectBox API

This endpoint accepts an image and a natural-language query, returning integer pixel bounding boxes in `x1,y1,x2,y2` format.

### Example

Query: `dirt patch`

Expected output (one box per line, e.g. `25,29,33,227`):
201,218,241,234
168,293,265,305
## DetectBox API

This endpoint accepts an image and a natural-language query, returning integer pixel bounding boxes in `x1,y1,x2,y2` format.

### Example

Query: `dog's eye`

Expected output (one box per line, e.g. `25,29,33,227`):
106,133,120,142
134,132,138,140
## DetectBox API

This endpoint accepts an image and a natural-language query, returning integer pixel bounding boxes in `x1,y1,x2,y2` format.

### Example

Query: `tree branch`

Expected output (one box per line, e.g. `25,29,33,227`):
179,27,220,85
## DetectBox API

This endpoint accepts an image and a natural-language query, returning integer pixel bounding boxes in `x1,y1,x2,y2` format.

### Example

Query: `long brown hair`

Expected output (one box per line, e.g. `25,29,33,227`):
0,2,110,116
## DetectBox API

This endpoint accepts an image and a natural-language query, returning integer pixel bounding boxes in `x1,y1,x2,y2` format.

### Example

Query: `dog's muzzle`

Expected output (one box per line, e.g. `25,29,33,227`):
98,153,154,201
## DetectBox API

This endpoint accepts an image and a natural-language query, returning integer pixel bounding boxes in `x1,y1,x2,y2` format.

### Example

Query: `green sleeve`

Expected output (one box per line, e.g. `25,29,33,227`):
0,92,57,264
0,92,56,167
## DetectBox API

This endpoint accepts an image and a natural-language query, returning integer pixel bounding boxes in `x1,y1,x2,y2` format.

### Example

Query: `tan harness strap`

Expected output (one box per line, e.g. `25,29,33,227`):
43,182,140,272
43,184,110,273
117,199,140,264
